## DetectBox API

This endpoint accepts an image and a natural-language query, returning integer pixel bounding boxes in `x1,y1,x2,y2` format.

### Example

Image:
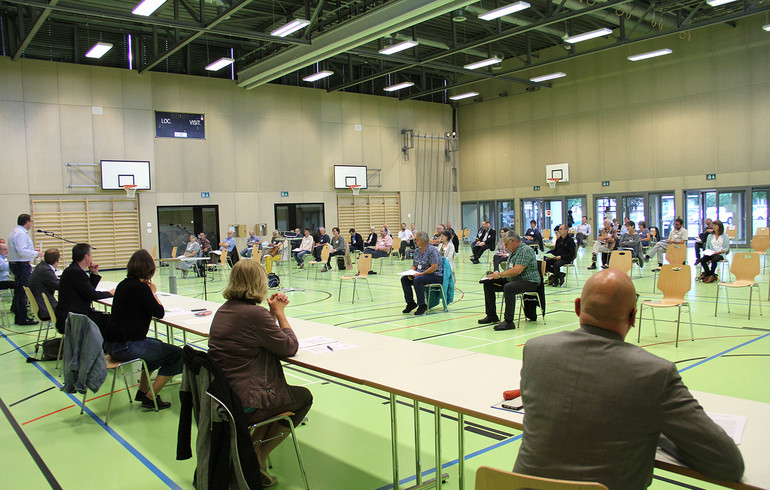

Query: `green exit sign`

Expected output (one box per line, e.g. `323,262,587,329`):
200,192,210,198
706,174,716,180
533,185,540,191
602,181,610,187
281,191,289,197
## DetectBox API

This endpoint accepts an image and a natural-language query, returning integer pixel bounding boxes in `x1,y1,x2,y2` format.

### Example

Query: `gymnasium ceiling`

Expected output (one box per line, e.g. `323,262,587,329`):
1,0,769,104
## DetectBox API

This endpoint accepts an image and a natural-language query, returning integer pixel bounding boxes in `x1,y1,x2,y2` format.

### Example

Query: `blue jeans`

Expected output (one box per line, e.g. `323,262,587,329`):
241,243,261,257
104,338,183,377
9,261,32,322
401,274,442,305
293,250,310,266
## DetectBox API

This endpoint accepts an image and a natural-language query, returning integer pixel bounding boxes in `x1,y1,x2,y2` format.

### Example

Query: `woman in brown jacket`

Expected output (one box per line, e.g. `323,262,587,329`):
208,260,312,487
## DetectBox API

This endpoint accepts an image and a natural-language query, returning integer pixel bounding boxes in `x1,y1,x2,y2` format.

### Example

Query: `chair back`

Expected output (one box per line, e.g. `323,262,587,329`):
609,250,632,274
219,251,228,265
41,294,57,323
151,246,158,259
391,237,402,253
463,228,470,239
320,243,331,262
252,248,263,263
725,224,737,240
475,466,608,490
756,226,769,237
650,228,658,239
23,286,40,318
542,229,552,240
656,265,691,301
356,254,373,277
171,246,178,257
665,244,687,265
730,253,760,282
750,234,769,253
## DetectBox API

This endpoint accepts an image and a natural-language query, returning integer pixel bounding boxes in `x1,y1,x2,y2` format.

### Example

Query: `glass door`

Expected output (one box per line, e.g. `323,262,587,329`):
648,194,675,238
718,191,744,241
566,197,586,229
274,203,325,232
595,197,617,235
497,200,515,230
157,205,220,259
479,201,496,230
521,199,543,234
622,195,645,224
544,199,563,232
752,189,769,236
685,190,746,243
462,202,478,236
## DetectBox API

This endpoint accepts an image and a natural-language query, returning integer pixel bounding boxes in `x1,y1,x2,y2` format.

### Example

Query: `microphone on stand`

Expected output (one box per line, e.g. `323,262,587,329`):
36,229,54,236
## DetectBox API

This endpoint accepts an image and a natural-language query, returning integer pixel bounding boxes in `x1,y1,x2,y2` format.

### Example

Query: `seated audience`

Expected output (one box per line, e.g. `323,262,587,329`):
263,231,283,274
638,221,652,248
241,230,262,258
176,234,201,279
470,221,496,264
437,230,455,270
364,227,393,259
313,227,330,262
208,260,312,487
575,216,591,247
0,242,17,293
348,228,364,253
545,225,576,286
694,218,714,261
588,220,617,270
478,231,540,331
522,220,543,251
55,243,114,334
364,228,377,249
617,220,644,267
28,248,60,320
397,223,414,259
292,228,313,269
513,269,744,488
103,249,181,410
492,228,510,272
400,232,443,316
430,224,445,246
219,230,239,266
325,227,346,272
644,218,688,270
696,220,729,282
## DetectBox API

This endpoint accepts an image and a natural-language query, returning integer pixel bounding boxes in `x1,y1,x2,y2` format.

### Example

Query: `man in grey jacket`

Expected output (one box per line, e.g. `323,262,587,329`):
513,269,744,489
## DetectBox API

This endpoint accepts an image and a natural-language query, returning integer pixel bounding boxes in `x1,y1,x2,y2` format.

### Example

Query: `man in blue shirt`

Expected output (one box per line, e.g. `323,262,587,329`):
7,214,44,325
0,241,15,291
240,229,262,258
401,231,443,316
218,230,239,266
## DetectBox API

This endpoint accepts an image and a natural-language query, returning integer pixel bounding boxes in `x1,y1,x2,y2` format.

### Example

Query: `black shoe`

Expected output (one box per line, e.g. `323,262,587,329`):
15,318,38,326
320,266,328,272
494,321,516,331
135,389,148,402
402,302,418,313
470,258,479,264
601,264,609,269
414,304,428,316
142,395,171,410
587,263,597,270
368,270,377,275
478,316,500,325
526,315,538,322
558,274,565,286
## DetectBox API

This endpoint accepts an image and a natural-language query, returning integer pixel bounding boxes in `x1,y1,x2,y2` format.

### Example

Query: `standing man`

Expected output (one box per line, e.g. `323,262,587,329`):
55,243,114,333
645,217,688,271
545,225,576,286
513,269,744,488
478,231,540,331
240,229,262,258
575,216,592,247
470,221,496,264
397,223,414,260
8,214,43,325
28,249,60,321
400,231,443,316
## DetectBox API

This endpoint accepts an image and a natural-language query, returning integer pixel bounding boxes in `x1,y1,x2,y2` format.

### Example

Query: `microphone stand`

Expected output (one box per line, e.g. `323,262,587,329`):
36,230,94,249
171,224,209,300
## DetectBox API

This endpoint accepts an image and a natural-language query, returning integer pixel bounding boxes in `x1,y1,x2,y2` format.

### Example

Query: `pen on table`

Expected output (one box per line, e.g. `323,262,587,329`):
191,308,206,312
327,345,334,351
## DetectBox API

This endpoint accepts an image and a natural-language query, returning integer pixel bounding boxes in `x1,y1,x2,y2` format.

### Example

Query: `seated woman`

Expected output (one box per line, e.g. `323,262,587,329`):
263,230,283,274
696,220,729,282
638,221,652,248
437,230,455,270
492,227,510,272
292,228,314,269
176,234,201,279
208,260,312,486
103,249,182,410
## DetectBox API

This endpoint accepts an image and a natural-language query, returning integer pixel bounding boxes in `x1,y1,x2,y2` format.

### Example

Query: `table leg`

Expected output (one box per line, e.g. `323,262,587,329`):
167,260,178,294
434,406,443,489
391,393,399,489
414,401,422,487
457,413,465,490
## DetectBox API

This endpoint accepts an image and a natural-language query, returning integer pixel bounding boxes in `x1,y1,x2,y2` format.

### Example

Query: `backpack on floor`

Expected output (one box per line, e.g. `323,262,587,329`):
523,296,540,322
267,273,280,288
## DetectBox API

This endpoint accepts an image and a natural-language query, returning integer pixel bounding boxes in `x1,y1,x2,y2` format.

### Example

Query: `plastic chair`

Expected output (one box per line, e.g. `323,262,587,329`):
101,355,158,424
638,265,693,348
750,234,768,272
338,254,373,303
609,250,633,277
307,243,331,279
424,258,452,313
561,257,580,287
715,252,762,320
475,465,608,490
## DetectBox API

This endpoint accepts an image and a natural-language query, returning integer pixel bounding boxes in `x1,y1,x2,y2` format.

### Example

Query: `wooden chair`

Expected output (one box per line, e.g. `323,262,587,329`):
206,251,229,280
725,224,737,243
475,466,608,490
608,250,633,276
390,237,402,265
338,254,373,303
756,226,769,237
637,265,693,348
0,288,12,329
100,355,159,424
151,246,158,259
651,244,687,292
715,252,762,320
23,286,53,356
541,228,552,242
251,247,263,264
171,246,178,258
307,243,331,279
750,234,768,272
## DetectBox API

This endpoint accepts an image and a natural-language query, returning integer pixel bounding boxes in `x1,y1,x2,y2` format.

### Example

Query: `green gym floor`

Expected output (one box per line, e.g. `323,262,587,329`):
1,245,768,489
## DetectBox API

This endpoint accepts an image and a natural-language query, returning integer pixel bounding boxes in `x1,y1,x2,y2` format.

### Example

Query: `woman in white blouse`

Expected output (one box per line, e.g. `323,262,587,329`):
696,220,729,282
437,230,455,270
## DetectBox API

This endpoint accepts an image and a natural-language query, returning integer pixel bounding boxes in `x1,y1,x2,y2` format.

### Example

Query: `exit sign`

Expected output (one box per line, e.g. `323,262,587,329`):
706,174,716,180
602,181,610,187
533,185,541,191
281,191,289,197
200,192,210,198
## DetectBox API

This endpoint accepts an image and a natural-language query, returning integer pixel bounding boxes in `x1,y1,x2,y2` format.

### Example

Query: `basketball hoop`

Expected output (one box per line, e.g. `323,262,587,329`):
123,184,138,198
547,178,559,189
349,185,362,196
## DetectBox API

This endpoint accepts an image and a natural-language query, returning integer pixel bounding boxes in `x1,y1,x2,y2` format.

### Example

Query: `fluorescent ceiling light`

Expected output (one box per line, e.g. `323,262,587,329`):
205,57,234,71
763,23,770,31
303,70,334,82
132,0,167,16
449,92,479,101
564,27,612,43
378,40,418,55
271,19,311,37
627,48,673,61
464,57,502,70
85,42,113,59
384,81,414,92
706,0,739,6
478,1,530,20
530,72,566,82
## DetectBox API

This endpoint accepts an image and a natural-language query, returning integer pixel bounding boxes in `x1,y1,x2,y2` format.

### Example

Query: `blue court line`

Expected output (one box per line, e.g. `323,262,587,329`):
0,330,182,489
678,331,770,373
374,434,523,490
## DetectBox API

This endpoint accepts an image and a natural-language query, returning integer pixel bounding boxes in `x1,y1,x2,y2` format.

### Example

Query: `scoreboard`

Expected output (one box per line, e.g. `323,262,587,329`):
155,111,205,139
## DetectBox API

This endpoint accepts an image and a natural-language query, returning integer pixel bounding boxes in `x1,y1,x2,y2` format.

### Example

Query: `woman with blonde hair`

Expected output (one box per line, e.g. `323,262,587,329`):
208,260,312,487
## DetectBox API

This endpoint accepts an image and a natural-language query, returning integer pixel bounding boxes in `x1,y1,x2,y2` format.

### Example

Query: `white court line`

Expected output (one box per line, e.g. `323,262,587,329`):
460,320,581,350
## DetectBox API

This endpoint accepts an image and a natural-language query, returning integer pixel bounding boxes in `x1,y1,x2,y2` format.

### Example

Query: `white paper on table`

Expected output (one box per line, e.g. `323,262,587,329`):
706,412,747,445
398,269,418,276
156,292,172,297
298,336,357,354
210,250,222,255
702,249,717,256
163,307,191,318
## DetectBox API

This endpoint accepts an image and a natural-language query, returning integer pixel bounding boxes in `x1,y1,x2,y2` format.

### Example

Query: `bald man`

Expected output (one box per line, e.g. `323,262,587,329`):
513,270,744,489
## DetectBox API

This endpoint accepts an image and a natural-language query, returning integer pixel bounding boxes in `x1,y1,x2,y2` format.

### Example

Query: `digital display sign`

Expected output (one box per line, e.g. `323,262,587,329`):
155,111,205,139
